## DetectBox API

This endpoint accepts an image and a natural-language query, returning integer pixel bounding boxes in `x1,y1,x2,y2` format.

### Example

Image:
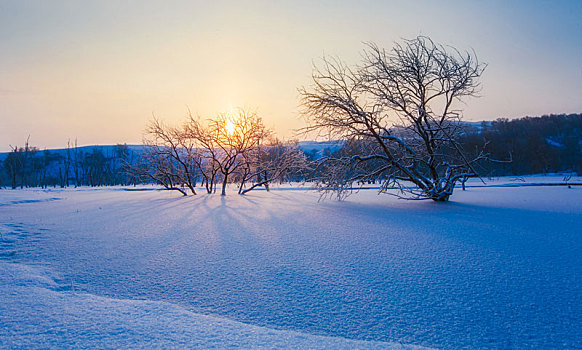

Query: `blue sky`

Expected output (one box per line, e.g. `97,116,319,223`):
1,0,581,150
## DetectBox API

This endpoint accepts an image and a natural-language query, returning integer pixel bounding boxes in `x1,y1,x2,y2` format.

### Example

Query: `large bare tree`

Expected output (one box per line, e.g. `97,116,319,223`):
300,36,486,201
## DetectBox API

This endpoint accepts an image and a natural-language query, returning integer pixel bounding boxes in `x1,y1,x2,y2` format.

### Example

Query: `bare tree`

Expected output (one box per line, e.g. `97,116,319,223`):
4,137,37,189
300,36,486,201
205,109,270,196
237,138,309,194
132,118,199,196
131,146,188,195
183,114,221,194
136,108,282,196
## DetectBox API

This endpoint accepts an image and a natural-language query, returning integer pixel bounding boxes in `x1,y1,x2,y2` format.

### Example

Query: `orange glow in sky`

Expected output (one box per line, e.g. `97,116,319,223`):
1,1,581,151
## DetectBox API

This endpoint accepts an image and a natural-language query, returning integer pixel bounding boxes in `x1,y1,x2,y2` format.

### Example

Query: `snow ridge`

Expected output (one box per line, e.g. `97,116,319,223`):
0,261,427,349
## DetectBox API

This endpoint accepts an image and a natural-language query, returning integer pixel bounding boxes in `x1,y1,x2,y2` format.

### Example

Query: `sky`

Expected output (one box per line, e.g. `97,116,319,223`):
1,0,581,151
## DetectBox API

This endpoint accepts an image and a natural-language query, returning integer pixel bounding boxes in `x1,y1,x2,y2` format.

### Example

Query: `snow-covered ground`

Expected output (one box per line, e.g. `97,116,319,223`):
1,180,581,348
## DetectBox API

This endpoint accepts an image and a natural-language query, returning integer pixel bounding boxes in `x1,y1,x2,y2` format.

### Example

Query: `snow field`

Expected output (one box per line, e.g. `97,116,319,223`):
1,181,581,348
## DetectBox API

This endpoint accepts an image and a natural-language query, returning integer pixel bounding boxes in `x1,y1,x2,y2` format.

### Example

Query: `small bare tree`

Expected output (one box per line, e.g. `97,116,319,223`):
132,118,198,195
237,139,309,194
131,147,188,195
205,109,270,196
183,114,221,194
301,36,486,201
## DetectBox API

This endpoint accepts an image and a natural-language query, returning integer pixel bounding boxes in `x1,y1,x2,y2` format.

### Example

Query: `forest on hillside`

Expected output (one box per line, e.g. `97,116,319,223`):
461,113,582,176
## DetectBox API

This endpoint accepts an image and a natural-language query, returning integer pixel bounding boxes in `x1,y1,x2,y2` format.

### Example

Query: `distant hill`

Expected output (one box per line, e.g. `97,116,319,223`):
297,141,344,160
0,144,144,162
0,141,345,188
0,142,343,161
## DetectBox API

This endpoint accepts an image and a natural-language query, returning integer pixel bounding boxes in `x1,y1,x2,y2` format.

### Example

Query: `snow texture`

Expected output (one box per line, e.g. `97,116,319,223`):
1,179,581,348
0,263,421,349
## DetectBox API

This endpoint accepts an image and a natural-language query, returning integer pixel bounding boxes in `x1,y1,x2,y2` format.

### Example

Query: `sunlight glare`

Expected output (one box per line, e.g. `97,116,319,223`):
225,119,236,135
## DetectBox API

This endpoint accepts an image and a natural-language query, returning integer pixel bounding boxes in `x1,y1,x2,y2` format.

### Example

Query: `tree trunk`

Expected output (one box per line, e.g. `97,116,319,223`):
221,173,228,196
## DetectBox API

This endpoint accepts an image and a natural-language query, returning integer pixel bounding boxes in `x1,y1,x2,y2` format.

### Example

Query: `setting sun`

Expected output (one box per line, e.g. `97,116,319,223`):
225,120,236,135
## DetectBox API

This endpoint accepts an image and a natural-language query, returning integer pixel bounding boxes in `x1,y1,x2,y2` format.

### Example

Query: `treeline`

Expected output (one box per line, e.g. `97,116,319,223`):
1,113,580,190
0,141,137,189
0,110,309,193
461,113,582,176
